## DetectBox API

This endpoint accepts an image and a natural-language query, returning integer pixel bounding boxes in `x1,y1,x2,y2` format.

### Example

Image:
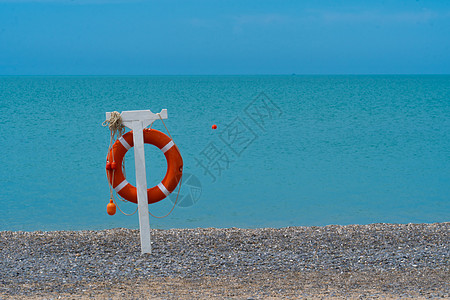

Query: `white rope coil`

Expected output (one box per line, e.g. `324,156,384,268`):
102,111,125,140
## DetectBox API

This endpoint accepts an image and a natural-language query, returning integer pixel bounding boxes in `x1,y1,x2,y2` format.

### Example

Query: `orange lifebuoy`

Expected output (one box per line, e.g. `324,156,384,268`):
106,129,183,204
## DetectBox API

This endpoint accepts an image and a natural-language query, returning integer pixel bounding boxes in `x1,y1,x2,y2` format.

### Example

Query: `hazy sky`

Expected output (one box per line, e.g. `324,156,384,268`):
0,0,449,75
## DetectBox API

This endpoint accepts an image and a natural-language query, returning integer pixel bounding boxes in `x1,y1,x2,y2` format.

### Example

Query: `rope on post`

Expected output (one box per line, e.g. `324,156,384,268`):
102,111,125,140
103,111,137,216
146,112,181,219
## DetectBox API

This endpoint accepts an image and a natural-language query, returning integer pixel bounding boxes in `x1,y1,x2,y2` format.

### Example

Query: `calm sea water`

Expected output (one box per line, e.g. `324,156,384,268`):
0,75,449,231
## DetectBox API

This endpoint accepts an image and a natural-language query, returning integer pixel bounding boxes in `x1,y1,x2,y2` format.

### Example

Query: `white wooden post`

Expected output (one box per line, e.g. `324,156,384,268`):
105,109,168,254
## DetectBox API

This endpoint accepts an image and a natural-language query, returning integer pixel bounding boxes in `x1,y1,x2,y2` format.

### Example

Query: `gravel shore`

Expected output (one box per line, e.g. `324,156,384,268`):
0,223,448,299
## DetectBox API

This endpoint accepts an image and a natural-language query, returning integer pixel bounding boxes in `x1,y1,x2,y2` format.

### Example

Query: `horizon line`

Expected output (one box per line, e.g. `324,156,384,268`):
1,73,449,77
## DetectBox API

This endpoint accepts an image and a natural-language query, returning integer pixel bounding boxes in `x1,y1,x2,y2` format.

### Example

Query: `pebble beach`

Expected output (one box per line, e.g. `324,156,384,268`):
0,223,448,299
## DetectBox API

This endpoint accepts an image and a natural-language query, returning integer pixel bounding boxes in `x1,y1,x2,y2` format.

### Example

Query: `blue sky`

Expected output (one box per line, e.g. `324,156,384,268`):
0,0,449,75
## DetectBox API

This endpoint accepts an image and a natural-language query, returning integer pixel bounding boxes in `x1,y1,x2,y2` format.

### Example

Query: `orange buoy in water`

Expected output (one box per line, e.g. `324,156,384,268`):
107,199,116,215
212,124,217,129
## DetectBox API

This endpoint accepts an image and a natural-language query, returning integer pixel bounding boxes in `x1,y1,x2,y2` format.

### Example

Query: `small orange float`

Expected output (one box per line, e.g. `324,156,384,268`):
106,199,116,215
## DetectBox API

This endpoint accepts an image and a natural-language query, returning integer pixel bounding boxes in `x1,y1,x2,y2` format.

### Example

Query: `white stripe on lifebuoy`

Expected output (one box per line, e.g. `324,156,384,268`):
157,182,170,196
114,180,128,192
161,140,174,153
119,136,131,150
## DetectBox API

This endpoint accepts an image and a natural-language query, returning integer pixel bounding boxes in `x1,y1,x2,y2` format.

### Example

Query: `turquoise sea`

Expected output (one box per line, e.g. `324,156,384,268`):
0,75,449,231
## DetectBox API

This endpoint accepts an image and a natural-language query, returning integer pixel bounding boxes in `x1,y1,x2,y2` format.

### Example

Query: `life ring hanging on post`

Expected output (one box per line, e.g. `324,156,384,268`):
106,128,183,204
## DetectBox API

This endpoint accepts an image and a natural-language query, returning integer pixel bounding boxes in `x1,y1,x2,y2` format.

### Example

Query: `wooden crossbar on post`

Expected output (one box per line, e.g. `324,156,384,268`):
105,109,168,254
